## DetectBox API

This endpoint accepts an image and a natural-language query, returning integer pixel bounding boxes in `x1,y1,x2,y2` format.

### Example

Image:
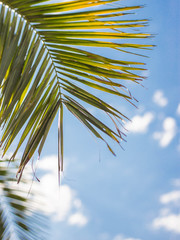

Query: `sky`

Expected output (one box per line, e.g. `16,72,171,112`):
20,0,180,240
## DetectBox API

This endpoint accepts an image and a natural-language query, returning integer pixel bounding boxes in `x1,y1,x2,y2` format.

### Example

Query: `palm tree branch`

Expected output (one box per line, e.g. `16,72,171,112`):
0,0,152,180
0,160,47,239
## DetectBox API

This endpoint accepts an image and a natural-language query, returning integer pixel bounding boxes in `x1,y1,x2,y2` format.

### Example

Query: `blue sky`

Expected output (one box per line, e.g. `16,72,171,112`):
29,0,180,239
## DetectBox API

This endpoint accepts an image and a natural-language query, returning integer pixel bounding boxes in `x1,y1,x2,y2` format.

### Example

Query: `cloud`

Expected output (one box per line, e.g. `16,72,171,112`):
68,212,88,227
152,181,180,235
153,117,177,147
153,90,168,107
177,103,180,116
160,191,180,204
33,155,88,226
113,235,142,240
152,214,180,234
125,112,154,133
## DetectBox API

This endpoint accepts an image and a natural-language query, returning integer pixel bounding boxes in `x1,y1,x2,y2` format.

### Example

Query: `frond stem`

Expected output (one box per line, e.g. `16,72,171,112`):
1,2,62,101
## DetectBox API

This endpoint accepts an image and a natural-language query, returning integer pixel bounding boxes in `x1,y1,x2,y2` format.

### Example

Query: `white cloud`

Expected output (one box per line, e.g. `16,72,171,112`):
153,90,168,107
113,235,142,240
153,117,177,147
160,191,180,204
73,199,82,209
32,155,88,225
152,214,180,234
152,181,180,235
68,212,88,227
176,103,180,116
125,112,154,133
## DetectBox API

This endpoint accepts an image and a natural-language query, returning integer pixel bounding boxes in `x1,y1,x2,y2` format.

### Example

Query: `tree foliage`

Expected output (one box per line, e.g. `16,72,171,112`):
0,160,47,240
0,0,152,181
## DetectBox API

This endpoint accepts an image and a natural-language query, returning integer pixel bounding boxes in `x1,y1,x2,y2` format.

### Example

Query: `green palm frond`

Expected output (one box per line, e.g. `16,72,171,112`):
0,0,152,181
0,160,47,240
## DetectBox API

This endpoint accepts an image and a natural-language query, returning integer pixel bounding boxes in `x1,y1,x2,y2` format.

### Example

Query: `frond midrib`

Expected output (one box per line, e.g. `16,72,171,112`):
1,1,62,98
0,0,152,180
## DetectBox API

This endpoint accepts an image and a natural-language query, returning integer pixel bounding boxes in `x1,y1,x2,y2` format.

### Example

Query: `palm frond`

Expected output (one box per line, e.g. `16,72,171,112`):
0,160,47,240
0,0,152,180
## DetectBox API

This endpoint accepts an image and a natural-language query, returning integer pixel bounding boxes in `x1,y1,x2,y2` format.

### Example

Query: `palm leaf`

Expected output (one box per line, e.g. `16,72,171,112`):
0,0,152,181
0,160,47,240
